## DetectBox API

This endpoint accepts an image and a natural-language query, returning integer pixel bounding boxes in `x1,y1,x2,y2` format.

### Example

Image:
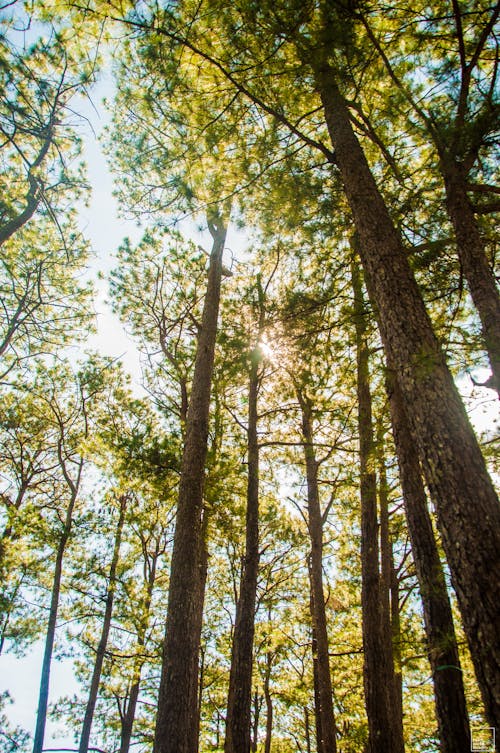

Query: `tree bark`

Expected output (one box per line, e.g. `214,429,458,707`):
317,69,500,729
79,494,127,753
0,125,53,248
251,692,260,753
304,705,312,753
120,536,160,753
224,346,261,753
297,391,337,753
263,651,273,753
377,427,404,728
311,623,323,753
153,209,228,753
33,460,82,753
387,375,471,753
441,159,500,396
351,258,405,753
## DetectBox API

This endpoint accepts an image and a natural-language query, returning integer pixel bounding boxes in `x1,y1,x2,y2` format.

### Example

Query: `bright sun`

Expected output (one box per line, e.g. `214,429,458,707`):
258,337,275,360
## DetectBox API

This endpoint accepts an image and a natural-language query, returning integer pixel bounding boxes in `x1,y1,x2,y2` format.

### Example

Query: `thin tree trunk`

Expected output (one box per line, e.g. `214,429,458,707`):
224,346,261,753
387,375,471,753
317,69,500,728
120,674,140,753
377,428,404,729
304,705,312,753
153,209,228,753
297,391,337,753
263,651,273,753
0,126,53,248
119,528,163,753
33,460,82,753
79,494,127,753
251,692,260,753
193,519,210,753
351,258,405,753
441,160,500,396
390,540,403,724
225,277,267,753
120,612,156,752
311,622,323,753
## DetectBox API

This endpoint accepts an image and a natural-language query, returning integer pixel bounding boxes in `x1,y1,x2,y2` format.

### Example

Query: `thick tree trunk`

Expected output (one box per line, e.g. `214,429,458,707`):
351,259,405,753
79,494,127,753
317,70,500,728
297,392,337,753
153,210,228,753
387,376,471,753
224,348,261,753
33,461,82,753
441,159,500,396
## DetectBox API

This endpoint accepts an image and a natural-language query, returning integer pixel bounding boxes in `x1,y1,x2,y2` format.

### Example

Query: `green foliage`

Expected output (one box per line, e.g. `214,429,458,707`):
0,691,30,752
0,7,98,377
0,0,496,749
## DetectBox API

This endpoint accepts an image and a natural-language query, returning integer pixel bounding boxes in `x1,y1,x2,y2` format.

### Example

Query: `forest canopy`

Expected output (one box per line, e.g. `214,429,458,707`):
0,2,499,753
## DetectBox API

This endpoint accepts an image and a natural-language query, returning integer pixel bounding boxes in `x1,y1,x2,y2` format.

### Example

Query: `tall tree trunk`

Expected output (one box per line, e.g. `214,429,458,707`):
440,159,500,396
251,693,260,753
79,494,127,753
387,375,471,753
224,345,261,753
304,705,312,753
153,209,228,753
33,460,82,753
193,517,210,753
317,69,500,728
297,390,337,753
351,258,405,753
120,537,160,753
311,622,323,753
377,427,404,727
389,537,403,724
263,651,273,753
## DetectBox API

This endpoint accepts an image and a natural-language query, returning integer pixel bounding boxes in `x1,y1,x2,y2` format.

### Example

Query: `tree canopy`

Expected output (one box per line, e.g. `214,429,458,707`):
0,2,498,753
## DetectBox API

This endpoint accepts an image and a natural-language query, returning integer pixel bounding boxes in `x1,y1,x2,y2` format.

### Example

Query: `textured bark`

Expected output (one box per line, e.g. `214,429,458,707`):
224,348,261,753
317,69,500,728
33,459,82,753
153,210,227,753
79,494,127,753
311,625,323,753
298,391,337,753
351,259,405,753
388,377,471,753
441,160,500,396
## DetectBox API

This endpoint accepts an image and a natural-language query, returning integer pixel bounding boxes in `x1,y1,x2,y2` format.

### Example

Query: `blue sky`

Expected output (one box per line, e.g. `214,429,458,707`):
1,30,498,750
